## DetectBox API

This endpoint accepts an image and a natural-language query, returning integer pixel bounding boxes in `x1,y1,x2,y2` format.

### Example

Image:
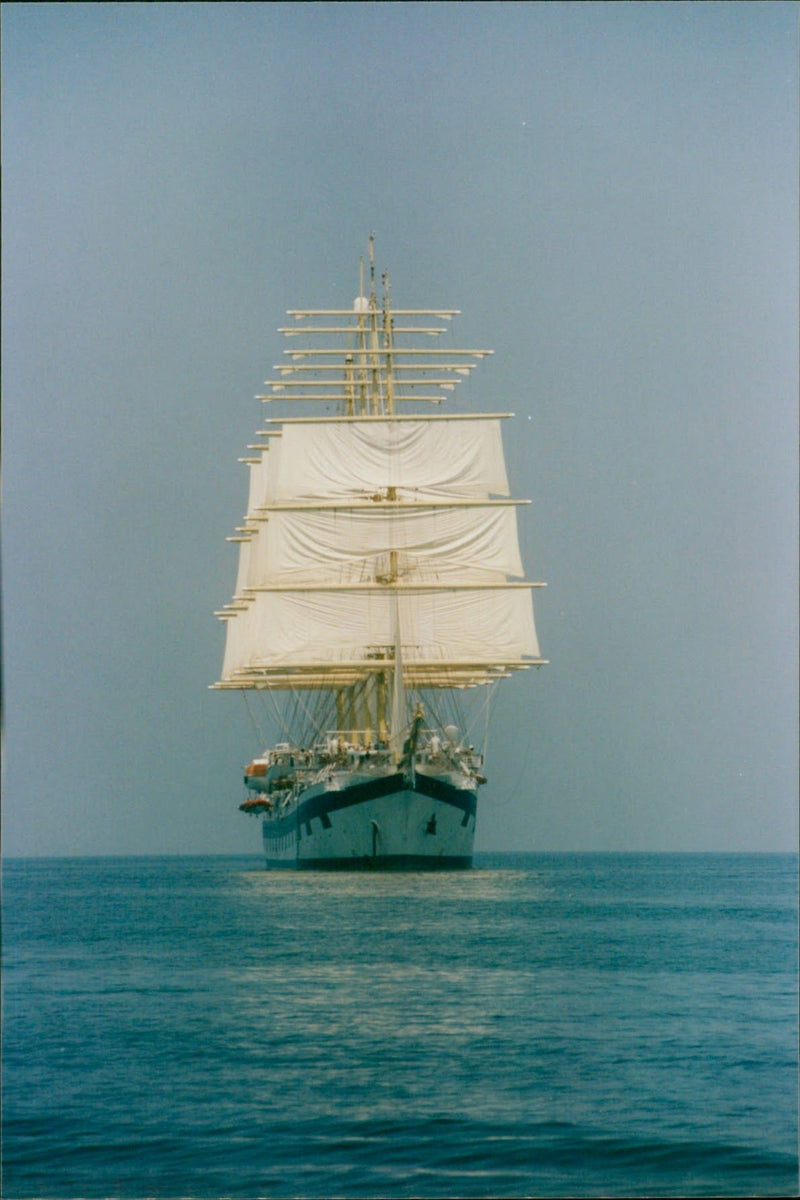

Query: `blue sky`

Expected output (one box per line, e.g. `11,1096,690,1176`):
2,1,797,855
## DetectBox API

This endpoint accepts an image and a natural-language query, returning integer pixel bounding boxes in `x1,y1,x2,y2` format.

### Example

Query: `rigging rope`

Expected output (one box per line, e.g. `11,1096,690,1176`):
241,690,266,750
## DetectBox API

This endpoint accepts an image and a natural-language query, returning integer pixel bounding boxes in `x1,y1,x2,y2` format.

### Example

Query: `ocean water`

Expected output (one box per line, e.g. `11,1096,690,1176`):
2,853,797,1199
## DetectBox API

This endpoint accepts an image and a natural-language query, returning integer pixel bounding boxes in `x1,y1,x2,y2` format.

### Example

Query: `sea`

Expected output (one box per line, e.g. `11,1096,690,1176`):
2,853,797,1199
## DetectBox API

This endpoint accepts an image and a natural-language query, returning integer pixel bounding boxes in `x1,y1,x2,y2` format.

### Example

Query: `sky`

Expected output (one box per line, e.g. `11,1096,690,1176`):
2,1,797,856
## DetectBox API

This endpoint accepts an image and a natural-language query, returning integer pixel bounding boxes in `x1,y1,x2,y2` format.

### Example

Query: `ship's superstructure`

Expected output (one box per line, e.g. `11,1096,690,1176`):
214,240,545,867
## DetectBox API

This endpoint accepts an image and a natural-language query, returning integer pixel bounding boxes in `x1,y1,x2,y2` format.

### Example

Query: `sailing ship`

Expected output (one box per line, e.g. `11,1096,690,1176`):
214,240,545,868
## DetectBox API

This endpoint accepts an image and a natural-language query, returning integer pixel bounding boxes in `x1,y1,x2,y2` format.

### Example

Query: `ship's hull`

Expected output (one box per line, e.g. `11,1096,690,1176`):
261,770,477,869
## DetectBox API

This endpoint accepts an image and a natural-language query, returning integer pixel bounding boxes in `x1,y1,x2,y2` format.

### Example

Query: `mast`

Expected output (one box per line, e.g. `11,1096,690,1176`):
368,234,382,415
382,271,395,417
389,590,405,762
355,252,368,415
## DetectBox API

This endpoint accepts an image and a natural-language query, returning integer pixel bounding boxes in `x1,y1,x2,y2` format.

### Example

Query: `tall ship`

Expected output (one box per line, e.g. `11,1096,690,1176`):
214,240,546,868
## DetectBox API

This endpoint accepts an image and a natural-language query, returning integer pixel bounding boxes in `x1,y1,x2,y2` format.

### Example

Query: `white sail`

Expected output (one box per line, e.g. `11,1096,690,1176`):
271,419,509,501
245,504,524,585
225,452,270,607
232,537,252,602
222,417,539,685
247,453,270,516
221,587,539,684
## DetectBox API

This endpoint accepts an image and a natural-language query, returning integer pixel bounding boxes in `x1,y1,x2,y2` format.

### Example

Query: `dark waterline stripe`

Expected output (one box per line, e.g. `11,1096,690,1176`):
295,854,473,871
